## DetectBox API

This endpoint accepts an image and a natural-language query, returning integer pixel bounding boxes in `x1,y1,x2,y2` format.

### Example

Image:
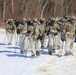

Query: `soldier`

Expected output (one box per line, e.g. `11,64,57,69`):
57,18,66,57
39,18,46,48
17,18,28,54
5,19,16,45
28,18,42,57
14,19,21,43
47,19,61,55
64,19,76,56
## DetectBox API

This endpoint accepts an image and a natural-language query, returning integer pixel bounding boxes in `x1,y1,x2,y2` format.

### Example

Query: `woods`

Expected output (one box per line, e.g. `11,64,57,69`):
0,0,76,23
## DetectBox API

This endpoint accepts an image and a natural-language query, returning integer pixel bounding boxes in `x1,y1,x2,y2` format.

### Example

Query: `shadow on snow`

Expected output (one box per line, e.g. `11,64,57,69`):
6,53,27,58
6,47,20,49
0,43,7,45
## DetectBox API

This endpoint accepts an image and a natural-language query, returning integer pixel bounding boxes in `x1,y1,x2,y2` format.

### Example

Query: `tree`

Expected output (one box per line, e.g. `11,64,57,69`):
11,0,14,17
40,0,48,19
3,0,6,23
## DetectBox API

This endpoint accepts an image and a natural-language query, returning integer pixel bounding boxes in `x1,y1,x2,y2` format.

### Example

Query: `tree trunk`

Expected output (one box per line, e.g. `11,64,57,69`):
40,0,48,19
3,0,6,23
11,0,14,18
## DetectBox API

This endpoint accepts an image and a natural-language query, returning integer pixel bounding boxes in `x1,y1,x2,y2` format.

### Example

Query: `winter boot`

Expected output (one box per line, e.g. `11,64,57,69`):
64,53,69,56
31,51,35,57
52,49,55,53
8,43,12,45
36,51,40,56
20,50,23,54
24,50,27,54
48,51,52,55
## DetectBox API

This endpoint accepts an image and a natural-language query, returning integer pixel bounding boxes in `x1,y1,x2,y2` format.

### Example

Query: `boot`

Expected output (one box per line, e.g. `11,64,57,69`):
31,51,35,57
8,43,12,45
20,50,23,54
52,49,55,53
64,53,69,56
58,55,62,57
36,51,40,56
48,51,52,55
24,50,27,54
31,54,35,57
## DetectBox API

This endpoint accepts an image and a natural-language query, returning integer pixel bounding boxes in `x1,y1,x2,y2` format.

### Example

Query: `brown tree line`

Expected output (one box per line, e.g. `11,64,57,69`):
0,0,76,23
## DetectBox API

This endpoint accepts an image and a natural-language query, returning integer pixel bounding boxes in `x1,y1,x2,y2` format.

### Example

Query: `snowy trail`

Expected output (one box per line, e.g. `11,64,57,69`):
35,56,76,75
0,29,76,75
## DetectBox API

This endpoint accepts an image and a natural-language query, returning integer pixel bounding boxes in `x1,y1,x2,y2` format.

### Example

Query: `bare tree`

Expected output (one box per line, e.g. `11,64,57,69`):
11,0,14,18
61,0,64,16
3,0,6,23
65,0,72,15
53,0,57,17
40,0,48,19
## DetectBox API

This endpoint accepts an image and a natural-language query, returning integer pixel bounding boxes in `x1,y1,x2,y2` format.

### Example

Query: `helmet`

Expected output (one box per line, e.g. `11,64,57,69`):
71,16,76,19
7,19,14,24
33,18,38,22
22,18,26,21
41,18,45,21
70,19,75,23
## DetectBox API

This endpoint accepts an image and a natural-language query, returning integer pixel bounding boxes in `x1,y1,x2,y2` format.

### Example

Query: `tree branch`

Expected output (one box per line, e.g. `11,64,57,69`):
40,0,48,19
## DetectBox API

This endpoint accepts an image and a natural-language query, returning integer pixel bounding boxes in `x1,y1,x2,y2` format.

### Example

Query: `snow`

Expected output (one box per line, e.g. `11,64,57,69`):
0,29,76,75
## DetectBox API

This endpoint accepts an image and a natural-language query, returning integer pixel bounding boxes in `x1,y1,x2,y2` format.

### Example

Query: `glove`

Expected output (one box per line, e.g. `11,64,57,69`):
47,32,50,35
57,29,61,32
37,36,43,40
27,30,31,34
66,32,71,34
17,29,20,34
11,26,14,30
44,31,47,33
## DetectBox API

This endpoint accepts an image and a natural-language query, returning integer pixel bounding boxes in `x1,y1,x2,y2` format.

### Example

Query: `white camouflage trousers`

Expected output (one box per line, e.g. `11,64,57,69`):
65,35,74,54
48,32,63,55
57,32,64,56
6,32,13,44
48,34,57,53
30,36,41,56
19,34,29,53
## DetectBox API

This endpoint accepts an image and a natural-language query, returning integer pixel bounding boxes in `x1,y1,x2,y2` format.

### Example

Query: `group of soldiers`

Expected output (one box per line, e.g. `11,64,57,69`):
5,16,76,57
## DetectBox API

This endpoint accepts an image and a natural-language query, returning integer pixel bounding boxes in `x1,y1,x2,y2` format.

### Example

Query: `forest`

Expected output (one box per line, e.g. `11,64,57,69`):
0,0,76,25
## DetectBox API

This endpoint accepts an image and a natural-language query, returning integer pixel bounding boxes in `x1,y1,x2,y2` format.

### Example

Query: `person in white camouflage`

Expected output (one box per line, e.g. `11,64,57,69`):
63,19,76,56
5,19,16,45
28,18,43,57
45,19,61,55
17,18,28,54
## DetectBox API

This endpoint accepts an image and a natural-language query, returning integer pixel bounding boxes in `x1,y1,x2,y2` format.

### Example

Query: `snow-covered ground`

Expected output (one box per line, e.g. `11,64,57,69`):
0,29,76,75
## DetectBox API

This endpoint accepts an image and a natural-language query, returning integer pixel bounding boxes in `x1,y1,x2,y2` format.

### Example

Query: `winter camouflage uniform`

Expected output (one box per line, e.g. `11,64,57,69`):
28,19,43,57
39,19,46,47
63,20,76,56
57,20,66,56
47,20,61,55
5,19,16,45
17,18,28,54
